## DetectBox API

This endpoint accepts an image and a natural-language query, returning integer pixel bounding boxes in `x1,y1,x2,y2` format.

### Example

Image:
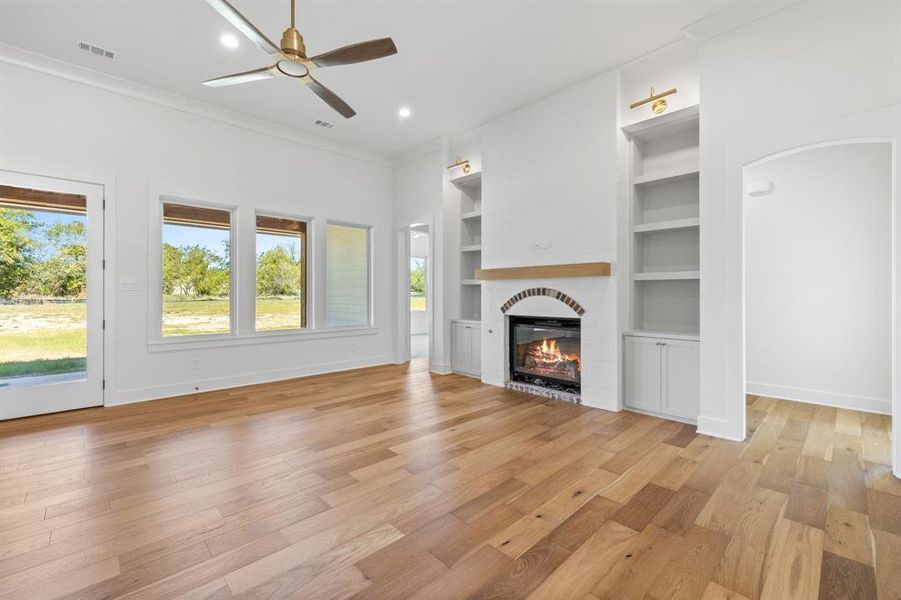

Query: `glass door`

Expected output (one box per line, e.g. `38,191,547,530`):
0,171,104,419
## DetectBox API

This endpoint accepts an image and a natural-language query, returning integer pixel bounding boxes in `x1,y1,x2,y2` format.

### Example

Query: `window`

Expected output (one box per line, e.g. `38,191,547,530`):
410,257,426,312
255,214,307,331
326,223,370,327
161,202,232,337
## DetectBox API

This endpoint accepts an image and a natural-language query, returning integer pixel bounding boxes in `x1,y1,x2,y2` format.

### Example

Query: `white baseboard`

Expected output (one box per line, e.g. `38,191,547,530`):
746,382,891,415
429,362,452,375
107,355,395,407
580,395,619,412
697,415,745,442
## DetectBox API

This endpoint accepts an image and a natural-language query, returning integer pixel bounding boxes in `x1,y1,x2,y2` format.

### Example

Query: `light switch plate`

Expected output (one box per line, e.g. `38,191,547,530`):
119,278,144,291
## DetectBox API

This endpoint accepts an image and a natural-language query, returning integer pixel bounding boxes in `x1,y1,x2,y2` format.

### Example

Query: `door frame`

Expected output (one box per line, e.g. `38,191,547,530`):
0,160,114,415
394,221,435,365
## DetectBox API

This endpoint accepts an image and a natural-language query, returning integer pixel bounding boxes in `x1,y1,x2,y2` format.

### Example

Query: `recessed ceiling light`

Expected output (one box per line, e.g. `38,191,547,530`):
220,33,239,49
398,107,412,118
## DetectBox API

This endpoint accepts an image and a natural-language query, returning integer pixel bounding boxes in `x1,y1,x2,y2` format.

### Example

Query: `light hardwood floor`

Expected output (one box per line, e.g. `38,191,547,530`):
0,361,898,600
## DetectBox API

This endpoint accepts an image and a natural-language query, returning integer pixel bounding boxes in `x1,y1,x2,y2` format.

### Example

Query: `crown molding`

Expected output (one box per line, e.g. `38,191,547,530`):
391,137,448,168
0,43,392,167
682,0,802,44
618,38,698,80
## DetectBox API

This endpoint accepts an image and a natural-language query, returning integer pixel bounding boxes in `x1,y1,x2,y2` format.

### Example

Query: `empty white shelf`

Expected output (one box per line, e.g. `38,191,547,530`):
634,271,700,281
461,210,482,220
451,170,482,187
634,167,699,187
461,279,482,286
621,105,700,141
461,245,482,252
633,217,700,233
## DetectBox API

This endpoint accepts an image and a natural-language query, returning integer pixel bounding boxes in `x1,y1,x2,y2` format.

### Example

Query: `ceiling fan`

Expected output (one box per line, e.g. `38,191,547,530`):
202,0,397,118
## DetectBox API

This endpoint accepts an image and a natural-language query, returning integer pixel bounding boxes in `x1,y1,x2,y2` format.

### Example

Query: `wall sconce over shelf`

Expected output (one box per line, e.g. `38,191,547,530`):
630,86,677,114
447,157,471,174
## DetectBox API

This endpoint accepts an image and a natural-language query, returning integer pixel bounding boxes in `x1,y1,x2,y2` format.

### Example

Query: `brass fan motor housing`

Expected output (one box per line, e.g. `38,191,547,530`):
281,27,306,58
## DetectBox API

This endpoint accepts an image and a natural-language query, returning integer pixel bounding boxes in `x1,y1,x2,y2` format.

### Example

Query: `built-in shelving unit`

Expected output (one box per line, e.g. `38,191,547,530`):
624,105,700,337
622,105,701,425
453,169,482,321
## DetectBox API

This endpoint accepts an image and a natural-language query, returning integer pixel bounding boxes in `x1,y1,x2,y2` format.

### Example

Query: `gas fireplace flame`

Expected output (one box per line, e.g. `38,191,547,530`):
528,338,581,371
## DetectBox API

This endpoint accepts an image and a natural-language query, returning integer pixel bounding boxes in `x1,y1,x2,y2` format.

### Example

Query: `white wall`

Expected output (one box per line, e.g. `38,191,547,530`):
0,58,396,405
697,0,901,440
393,143,445,227
480,70,620,409
745,142,893,413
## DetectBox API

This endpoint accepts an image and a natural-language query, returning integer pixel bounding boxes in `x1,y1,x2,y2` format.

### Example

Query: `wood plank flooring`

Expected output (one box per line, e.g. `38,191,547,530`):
0,361,898,599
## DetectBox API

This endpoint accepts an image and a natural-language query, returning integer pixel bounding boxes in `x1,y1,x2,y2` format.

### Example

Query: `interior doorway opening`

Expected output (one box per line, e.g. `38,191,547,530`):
409,225,430,361
743,141,894,469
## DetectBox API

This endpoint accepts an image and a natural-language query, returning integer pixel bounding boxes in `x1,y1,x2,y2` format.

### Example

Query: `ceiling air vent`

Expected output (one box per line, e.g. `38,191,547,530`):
77,41,115,60
314,120,334,129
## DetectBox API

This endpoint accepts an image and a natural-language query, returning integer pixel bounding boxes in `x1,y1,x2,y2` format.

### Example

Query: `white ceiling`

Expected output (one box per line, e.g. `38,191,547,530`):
0,0,736,157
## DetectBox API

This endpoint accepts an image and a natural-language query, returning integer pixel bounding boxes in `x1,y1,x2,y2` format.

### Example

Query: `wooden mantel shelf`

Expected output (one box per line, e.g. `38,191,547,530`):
476,262,611,280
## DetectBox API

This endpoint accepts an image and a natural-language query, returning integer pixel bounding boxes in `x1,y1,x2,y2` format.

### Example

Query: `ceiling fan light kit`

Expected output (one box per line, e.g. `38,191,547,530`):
203,0,397,118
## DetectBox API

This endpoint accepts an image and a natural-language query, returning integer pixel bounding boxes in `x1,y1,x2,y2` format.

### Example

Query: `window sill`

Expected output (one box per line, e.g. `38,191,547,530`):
147,326,378,353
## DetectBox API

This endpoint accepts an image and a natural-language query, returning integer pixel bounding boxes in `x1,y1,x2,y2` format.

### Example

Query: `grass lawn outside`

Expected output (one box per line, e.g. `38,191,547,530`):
1,298,304,380
163,296,304,335
1,303,87,380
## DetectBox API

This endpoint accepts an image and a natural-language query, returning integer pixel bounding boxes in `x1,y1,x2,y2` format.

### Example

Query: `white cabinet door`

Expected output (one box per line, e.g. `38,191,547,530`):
624,336,662,413
662,339,699,420
468,324,481,377
451,323,470,374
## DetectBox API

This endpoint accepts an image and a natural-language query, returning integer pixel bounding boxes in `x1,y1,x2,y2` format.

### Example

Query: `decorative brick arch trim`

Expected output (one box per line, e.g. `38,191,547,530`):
500,287,585,316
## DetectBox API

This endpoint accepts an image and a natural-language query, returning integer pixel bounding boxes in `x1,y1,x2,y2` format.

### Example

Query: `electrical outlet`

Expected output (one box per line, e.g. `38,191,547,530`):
190,360,199,370
533,241,552,250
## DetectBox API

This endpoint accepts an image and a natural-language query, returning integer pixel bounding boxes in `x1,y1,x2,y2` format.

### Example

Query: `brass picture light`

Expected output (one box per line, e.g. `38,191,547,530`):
447,158,471,174
630,86,677,114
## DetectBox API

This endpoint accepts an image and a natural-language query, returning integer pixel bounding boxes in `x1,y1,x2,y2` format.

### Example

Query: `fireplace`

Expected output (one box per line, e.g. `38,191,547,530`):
508,315,581,394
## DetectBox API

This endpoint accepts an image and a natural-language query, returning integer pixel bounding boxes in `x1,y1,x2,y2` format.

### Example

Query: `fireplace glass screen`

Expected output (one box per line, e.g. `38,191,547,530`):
509,316,581,393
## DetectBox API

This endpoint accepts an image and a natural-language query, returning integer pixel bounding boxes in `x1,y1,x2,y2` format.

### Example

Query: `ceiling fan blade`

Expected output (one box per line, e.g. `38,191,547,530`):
305,75,356,118
203,65,277,87
206,0,282,56
311,38,397,68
